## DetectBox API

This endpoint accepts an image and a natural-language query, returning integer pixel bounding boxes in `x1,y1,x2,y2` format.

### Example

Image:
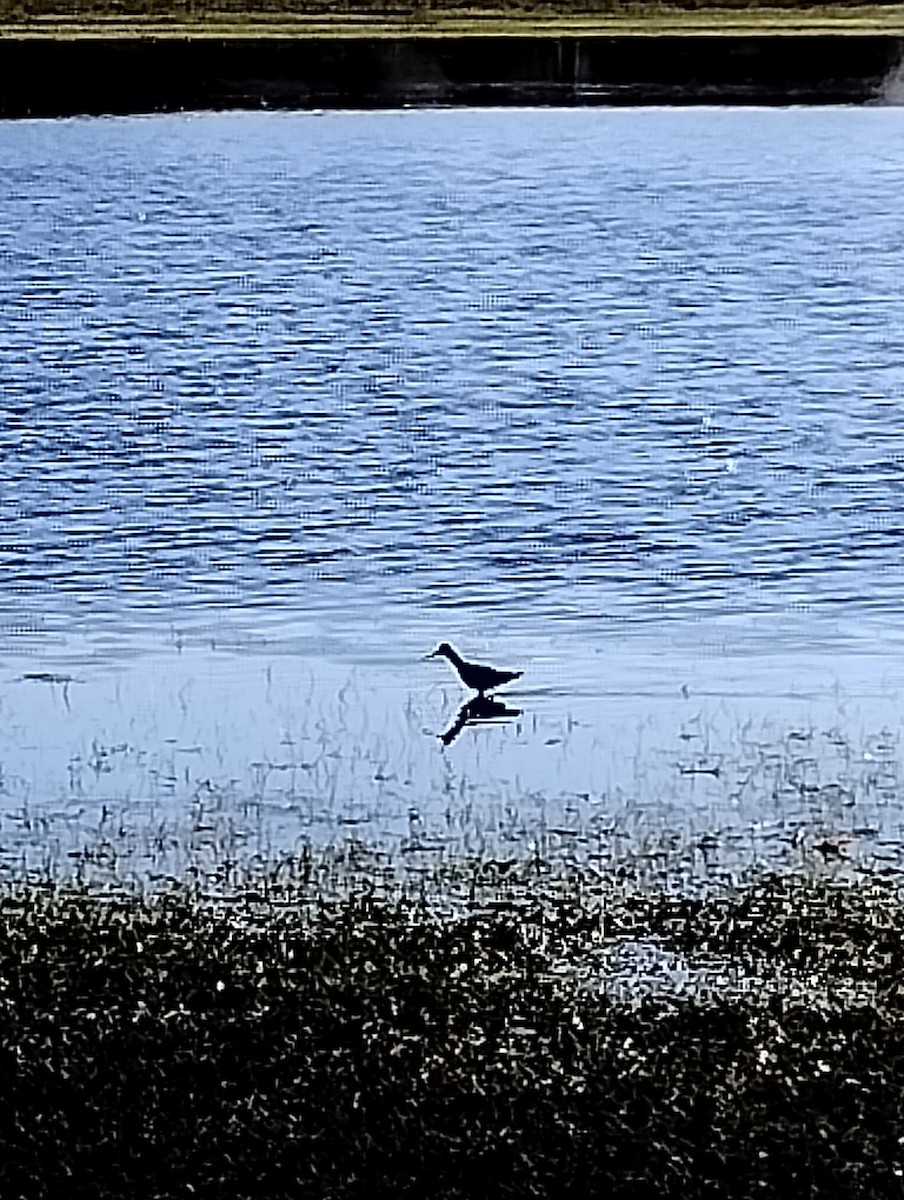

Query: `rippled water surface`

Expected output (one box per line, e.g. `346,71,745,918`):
3,108,904,875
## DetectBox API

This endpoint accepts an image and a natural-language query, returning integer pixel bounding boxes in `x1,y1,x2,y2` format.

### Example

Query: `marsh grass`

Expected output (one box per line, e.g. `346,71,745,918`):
2,717,903,1193
1,846,903,1197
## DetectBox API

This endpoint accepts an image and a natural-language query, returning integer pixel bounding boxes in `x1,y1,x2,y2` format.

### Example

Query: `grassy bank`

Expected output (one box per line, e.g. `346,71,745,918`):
2,0,904,36
1,853,903,1197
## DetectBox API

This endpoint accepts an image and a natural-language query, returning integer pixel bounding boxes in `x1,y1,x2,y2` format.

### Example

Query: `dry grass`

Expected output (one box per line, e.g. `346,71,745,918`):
2,0,904,37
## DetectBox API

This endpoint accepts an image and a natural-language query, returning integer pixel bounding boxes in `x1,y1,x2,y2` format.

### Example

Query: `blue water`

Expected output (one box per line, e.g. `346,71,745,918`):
3,107,904,880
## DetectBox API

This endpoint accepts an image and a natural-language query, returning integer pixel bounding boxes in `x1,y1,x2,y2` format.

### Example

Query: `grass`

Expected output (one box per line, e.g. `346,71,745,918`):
3,0,904,36
1,848,903,1197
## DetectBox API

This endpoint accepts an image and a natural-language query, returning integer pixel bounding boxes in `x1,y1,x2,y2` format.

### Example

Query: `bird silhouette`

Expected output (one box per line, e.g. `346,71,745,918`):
438,693,522,747
427,643,522,696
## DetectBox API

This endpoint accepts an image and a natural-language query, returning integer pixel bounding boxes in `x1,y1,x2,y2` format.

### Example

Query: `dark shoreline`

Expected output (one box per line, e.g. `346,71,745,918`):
0,34,901,115
1,856,903,1196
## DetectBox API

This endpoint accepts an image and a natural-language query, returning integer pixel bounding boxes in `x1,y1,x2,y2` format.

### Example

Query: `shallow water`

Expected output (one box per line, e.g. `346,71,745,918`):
3,107,904,877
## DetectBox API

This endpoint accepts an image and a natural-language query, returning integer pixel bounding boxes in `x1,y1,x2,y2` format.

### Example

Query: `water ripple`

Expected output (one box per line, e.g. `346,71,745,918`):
2,109,904,640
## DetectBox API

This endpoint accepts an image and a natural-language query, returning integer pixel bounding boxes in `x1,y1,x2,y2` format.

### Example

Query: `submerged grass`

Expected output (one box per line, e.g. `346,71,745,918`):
1,850,903,1197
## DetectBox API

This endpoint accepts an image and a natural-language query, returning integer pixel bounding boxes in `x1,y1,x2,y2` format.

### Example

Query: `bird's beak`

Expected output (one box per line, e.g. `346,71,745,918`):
424,651,438,660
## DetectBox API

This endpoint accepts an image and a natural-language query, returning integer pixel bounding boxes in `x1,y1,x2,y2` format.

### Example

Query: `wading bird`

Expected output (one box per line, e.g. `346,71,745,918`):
427,643,522,696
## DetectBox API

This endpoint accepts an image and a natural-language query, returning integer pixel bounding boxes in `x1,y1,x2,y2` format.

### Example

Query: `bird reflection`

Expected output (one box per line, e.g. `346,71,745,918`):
439,693,522,747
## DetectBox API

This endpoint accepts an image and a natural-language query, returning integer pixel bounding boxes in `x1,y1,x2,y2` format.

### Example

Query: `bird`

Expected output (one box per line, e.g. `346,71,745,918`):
427,643,522,696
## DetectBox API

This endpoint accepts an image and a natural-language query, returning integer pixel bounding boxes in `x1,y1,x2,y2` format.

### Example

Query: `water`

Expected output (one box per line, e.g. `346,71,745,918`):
3,107,904,880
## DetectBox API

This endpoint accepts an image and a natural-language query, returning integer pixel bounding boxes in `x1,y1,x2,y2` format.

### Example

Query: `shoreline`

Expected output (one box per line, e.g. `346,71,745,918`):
2,858,902,1195
1,1,902,112
0,32,900,113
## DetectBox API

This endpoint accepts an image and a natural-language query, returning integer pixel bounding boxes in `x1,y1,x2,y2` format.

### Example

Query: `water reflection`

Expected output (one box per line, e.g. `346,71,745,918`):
438,692,522,747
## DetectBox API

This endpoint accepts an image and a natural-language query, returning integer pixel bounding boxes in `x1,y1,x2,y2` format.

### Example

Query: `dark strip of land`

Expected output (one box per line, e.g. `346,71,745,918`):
1,0,903,112
0,32,901,112
1,864,903,1197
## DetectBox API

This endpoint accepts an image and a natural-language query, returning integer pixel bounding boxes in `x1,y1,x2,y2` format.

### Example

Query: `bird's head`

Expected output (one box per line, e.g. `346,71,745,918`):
427,642,454,660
